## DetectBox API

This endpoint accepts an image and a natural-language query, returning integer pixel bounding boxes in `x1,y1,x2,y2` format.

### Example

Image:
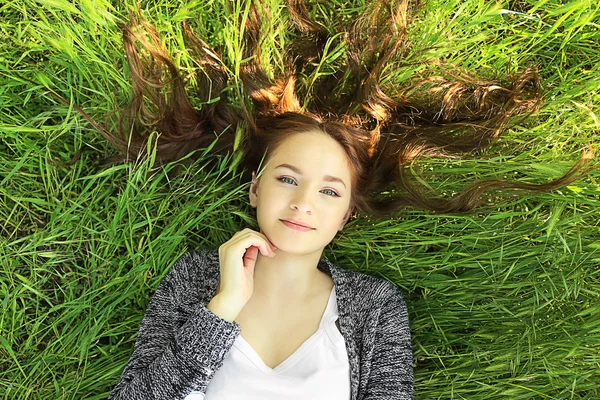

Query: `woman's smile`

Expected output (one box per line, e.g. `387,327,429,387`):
280,219,315,232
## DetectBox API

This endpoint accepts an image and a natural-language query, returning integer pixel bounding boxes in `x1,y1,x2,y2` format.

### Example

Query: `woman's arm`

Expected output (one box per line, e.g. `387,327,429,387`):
363,286,414,399
108,251,241,400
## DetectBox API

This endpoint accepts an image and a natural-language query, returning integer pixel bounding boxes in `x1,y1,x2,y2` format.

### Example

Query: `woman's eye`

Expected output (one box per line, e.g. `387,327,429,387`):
278,176,296,185
277,176,339,197
322,189,340,197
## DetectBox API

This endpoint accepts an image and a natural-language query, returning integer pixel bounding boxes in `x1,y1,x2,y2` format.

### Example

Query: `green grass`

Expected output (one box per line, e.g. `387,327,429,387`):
1,0,600,398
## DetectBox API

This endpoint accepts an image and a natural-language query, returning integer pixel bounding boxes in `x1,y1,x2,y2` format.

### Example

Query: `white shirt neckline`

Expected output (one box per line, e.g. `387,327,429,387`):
233,286,337,374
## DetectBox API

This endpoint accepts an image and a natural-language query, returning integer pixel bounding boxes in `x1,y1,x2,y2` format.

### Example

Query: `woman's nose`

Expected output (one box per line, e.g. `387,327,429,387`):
290,189,313,213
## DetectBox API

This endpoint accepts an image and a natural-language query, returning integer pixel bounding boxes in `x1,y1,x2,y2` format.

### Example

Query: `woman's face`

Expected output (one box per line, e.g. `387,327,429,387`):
249,131,353,255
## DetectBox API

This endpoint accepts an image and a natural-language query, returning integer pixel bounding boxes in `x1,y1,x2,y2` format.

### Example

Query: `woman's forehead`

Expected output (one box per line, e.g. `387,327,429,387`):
266,132,352,180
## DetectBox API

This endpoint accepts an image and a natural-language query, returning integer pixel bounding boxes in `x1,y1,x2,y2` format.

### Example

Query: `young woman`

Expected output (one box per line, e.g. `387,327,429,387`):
107,115,413,399
103,1,592,399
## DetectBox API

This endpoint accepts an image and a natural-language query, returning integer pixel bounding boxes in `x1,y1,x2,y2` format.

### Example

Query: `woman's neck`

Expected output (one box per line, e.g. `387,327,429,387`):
251,250,330,303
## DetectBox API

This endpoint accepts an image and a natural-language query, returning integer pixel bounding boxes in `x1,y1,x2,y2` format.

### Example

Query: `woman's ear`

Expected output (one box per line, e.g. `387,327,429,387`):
339,205,353,231
249,171,259,208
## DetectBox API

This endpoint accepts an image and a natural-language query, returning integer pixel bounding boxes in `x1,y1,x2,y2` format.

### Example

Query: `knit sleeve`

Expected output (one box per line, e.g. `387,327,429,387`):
363,285,414,399
108,251,241,400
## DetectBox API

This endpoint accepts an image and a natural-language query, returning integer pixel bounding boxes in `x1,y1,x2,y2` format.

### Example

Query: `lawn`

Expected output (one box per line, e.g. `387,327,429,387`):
1,0,599,398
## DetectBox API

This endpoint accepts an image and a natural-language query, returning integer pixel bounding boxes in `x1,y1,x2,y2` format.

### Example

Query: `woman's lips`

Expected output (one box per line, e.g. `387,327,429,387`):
280,220,314,232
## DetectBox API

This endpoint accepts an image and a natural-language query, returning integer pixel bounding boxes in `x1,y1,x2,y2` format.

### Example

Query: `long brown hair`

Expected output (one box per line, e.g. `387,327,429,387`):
105,0,594,217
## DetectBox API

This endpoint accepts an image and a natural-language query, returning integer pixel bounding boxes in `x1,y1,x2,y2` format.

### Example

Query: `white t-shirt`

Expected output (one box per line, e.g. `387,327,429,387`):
184,286,351,399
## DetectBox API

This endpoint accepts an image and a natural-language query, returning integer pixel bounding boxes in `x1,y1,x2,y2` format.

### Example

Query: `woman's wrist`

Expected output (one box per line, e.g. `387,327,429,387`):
207,295,244,322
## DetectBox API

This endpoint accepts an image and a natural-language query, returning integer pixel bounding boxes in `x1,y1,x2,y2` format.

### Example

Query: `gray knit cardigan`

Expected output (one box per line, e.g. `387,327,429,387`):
108,249,413,399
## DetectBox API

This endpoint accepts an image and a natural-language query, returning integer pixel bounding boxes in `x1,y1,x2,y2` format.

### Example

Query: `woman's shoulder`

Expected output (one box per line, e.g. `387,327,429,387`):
323,258,407,307
166,248,219,277
353,269,406,306
173,248,219,269
161,248,220,303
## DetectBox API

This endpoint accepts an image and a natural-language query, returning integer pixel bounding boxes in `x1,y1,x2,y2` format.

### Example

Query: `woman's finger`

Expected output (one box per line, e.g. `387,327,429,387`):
228,233,274,257
243,246,259,270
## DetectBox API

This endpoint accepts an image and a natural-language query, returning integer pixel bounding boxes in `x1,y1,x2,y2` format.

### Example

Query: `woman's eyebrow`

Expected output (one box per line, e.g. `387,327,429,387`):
274,163,346,188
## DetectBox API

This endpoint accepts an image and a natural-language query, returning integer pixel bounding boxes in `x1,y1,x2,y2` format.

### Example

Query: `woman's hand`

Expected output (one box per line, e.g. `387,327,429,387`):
208,228,276,321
